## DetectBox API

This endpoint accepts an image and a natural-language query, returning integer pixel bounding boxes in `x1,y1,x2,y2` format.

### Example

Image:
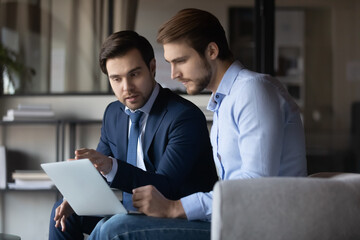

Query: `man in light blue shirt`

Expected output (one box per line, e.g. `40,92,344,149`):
90,8,307,239
179,60,307,221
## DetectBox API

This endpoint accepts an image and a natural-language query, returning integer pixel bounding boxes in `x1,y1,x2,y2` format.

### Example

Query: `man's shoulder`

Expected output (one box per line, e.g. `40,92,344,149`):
158,87,201,112
103,100,125,116
231,69,284,94
106,100,123,109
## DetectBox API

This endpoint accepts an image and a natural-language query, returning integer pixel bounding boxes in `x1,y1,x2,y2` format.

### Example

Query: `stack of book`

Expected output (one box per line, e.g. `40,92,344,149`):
2,104,55,121
8,170,54,190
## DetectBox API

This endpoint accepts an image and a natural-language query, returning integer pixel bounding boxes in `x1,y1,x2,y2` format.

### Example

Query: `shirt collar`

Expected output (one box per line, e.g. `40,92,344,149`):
125,83,160,115
207,61,244,112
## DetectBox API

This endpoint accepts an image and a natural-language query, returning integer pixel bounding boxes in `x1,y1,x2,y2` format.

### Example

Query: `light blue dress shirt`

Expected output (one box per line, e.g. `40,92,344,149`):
181,61,307,221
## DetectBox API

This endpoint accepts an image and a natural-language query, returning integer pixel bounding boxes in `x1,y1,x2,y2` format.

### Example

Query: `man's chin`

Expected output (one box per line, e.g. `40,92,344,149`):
186,87,202,95
125,101,143,111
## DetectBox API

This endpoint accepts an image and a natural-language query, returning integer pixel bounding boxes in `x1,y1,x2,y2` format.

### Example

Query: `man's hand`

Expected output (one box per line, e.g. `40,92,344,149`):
54,200,74,232
75,148,112,175
132,185,186,219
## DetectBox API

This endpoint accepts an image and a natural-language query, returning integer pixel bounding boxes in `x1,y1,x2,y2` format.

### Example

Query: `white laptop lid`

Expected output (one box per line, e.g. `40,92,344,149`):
41,159,127,216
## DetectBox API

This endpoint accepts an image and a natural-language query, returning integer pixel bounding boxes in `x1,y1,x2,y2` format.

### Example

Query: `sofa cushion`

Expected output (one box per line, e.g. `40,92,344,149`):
212,173,360,240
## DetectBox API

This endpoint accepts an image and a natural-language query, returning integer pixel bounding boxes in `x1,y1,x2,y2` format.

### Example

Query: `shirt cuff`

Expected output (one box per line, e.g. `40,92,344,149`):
103,157,118,182
181,193,207,221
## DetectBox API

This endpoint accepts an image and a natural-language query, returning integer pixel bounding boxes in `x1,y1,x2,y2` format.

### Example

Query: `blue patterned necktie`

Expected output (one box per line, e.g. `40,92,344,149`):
123,111,143,211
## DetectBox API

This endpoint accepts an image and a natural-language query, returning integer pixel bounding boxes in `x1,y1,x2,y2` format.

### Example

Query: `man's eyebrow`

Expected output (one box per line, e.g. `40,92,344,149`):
128,66,142,74
108,74,120,79
108,66,142,78
166,56,188,63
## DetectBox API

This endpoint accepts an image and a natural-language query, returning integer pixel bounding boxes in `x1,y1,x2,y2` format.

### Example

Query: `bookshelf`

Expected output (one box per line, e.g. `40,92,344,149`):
0,118,102,237
0,120,61,236
0,120,61,189
0,119,104,190
61,119,102,160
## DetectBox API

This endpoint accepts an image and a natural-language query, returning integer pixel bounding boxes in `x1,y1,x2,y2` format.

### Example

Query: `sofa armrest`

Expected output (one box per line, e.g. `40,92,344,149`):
211,174,360,240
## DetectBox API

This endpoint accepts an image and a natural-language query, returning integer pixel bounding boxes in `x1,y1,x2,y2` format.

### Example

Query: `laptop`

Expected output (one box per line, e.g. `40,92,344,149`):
41,159,128,216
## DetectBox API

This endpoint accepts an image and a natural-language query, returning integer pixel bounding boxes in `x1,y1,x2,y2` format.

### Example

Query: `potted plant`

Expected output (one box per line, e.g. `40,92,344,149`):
0,42,34,94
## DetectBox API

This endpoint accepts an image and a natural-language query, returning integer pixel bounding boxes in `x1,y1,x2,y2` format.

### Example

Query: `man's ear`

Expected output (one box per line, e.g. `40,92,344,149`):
206,42,219,60
150,58,156,77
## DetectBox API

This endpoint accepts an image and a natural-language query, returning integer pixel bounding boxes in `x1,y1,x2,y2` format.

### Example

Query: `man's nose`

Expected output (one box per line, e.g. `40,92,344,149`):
171,65,181,80
123,78,133,91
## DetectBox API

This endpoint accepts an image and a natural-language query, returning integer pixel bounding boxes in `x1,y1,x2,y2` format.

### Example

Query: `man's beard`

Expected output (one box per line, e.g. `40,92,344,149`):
186,58,212,95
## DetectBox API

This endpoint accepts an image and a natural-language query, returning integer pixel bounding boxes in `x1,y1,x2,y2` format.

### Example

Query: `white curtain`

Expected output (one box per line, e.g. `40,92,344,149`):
0,0,138,94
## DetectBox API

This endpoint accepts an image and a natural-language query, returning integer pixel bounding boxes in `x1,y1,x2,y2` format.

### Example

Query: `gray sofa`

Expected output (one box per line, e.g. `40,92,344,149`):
211,173,360,240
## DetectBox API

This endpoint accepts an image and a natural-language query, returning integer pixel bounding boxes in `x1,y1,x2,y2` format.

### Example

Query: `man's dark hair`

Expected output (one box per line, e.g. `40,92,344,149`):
157,8,233,60
99,30,155,74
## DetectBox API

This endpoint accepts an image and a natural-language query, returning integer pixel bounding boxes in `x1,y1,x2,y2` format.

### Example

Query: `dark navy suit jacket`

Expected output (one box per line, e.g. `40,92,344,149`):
96,87,218,200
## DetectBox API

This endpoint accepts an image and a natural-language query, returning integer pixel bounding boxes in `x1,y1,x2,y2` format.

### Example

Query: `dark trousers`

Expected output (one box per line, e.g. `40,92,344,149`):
49,199,103,240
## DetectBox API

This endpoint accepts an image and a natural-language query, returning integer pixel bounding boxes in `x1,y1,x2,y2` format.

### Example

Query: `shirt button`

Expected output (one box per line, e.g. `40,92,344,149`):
215,94,219,99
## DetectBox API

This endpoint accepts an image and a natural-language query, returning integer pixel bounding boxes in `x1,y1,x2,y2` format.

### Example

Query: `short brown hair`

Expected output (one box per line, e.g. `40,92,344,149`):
99,30,154,74
157,8,233,60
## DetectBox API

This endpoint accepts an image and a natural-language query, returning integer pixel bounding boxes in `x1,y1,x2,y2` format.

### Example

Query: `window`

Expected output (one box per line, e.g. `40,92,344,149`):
0,0,137,95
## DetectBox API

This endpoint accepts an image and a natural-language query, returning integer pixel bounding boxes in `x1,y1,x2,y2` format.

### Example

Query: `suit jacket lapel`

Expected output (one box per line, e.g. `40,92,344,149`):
116,105,129,162
143,88,168,169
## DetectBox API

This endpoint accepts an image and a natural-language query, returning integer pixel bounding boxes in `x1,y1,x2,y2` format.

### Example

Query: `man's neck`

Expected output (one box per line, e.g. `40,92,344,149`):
208,59,233,93
126,83,160,114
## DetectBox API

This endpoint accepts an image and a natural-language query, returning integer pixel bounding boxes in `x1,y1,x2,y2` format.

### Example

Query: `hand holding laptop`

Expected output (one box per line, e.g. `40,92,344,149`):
74,148,113,175
52,154,106,233
41,159,128,218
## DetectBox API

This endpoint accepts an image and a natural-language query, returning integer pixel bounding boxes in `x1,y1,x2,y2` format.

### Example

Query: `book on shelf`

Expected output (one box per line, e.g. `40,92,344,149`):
2,104,55,122
8,181,54,190
8,180,54,190
2,115,55,122
12,170,51,180
0,146,6,189
17,104,52,111
8,169,54,190
7,109,55,117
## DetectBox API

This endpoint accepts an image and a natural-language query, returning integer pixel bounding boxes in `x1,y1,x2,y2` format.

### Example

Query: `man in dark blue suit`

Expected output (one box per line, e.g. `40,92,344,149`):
48,30,218,239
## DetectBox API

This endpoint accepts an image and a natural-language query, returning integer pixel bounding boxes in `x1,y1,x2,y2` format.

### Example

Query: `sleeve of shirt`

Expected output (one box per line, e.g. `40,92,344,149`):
103,157,118,182
181,191,213,221
233,76,284,178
